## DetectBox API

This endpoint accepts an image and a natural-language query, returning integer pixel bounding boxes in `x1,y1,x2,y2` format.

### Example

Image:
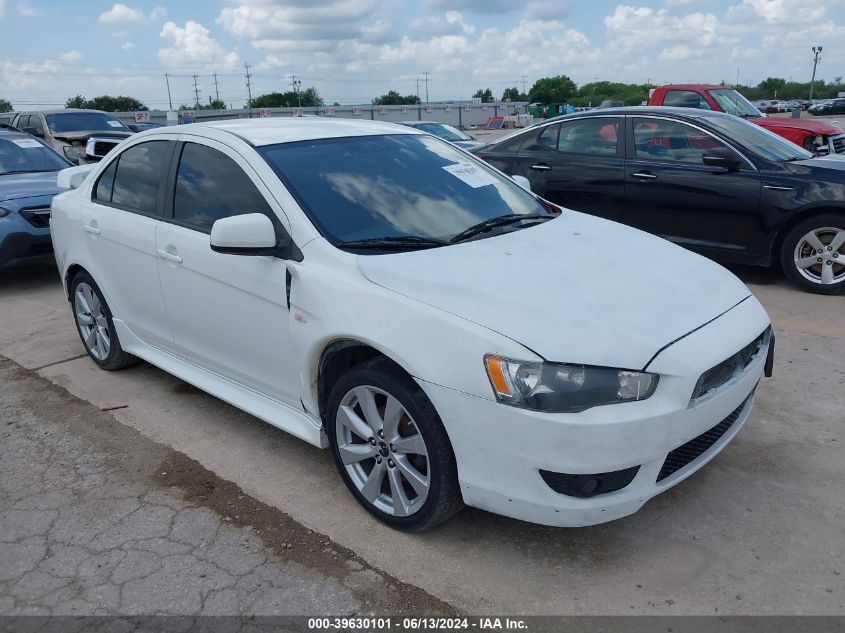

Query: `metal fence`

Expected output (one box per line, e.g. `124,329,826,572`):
113,102,532,131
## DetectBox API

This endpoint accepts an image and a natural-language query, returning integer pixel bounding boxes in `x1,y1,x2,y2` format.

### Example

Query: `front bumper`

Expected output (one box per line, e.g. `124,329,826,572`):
0,230,53,268
418,295,771,527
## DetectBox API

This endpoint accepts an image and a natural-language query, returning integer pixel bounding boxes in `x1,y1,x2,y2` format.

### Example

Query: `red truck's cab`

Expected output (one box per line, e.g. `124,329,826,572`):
647,85,844,155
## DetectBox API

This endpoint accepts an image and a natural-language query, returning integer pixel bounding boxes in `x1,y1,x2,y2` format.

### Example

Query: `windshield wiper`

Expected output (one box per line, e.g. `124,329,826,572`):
450,213,553,244
335,236,449,251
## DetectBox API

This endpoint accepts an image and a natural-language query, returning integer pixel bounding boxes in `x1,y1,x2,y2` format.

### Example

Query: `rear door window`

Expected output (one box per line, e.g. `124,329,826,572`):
107,141,171,215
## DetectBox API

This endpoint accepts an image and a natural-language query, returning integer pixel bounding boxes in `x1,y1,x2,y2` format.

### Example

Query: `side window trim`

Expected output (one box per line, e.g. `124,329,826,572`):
89,140,176,218
628,116,755,170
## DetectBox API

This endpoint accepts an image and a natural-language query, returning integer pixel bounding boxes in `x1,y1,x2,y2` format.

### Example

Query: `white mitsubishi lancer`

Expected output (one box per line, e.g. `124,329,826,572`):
50,118,774,531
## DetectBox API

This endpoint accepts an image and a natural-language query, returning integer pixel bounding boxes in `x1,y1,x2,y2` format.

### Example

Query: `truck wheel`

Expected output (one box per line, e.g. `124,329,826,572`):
780,214,845,295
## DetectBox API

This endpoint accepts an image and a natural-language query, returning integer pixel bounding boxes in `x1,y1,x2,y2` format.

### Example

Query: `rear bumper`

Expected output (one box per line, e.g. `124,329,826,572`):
417,295,771,527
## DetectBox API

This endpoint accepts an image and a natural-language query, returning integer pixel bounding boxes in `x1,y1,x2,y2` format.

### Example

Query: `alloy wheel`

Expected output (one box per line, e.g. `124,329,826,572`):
335,385,430,517
74,282,110,361
793,227,845,286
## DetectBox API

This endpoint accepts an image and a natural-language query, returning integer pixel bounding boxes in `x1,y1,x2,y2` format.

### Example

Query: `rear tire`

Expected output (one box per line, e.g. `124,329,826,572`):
326,357,462,531
780,214,845,295
70,271,139,370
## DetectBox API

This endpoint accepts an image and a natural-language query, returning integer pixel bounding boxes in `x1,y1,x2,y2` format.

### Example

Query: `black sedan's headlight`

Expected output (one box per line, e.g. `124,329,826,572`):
484,355,658,413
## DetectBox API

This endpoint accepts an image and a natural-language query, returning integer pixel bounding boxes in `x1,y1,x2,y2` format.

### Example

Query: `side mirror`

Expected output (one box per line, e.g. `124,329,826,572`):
23,127,44,138
511,175,532,191
210,213,280,256
57,164,96,189
702,148,743,172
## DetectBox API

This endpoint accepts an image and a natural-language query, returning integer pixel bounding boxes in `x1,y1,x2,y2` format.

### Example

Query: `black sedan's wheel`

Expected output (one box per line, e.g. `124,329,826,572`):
326,357,462,531
70,271,139,370
780,215,845,295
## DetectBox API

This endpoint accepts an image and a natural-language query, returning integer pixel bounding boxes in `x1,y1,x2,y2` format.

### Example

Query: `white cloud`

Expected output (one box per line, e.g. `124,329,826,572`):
60,50,82,62
150,6,166,20
17,1,38,16
99,3,145,23
158,20,241,72
2,58,61,90
0,0,6,19
121,41,135,50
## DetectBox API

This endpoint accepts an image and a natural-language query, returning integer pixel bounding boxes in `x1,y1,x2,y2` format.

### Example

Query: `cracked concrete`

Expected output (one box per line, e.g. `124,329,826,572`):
0,357,455,617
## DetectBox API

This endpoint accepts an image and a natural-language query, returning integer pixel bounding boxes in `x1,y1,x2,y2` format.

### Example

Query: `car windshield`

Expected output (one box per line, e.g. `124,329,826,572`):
259,134,548,248
45,112,129,134
0,136,70,174
709,89,762,118
706,116,813,162
412,123,472,142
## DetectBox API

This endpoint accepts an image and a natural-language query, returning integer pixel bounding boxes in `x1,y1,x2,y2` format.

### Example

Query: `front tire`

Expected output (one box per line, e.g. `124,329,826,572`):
326,358,462,531
70,271,139,370
780,214,845,295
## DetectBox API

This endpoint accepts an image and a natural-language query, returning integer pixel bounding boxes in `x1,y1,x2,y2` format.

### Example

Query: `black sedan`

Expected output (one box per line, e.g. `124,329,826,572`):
479,106,845,294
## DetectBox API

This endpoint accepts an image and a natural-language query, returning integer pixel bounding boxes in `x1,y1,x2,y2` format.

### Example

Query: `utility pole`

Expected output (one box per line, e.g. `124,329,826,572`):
290,75,302,107
191,74,201,108
423,69,430,103
244,62,253,110
521,73,527,95
416,77,420,103
810,45,823,100
164,73,173,110
213,72,220,102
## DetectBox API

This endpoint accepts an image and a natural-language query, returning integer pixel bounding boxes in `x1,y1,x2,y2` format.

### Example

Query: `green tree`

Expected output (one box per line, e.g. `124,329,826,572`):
65,95,87,109
84,95,147,111
758,77,787,98
528,75,577,104
197,98,226,110
473,88,494,102
501,87,528,102
0,98,13,113
249,88,323,108
371,90,420,105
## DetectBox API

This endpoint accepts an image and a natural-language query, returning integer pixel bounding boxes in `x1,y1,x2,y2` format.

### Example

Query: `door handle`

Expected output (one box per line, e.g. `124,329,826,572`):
530,163,552,171
84,224,101,235
156,248,183,264
631,171,657,180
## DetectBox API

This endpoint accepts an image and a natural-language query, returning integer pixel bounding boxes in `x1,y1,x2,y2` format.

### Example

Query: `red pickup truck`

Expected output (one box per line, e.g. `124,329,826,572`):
648,85,845,155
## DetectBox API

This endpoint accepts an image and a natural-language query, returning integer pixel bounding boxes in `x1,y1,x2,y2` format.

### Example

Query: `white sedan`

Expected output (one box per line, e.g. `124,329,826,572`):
50,118,773,531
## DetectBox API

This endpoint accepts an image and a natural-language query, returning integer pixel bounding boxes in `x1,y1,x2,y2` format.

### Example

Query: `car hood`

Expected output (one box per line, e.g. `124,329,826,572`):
0,171,64,202
752,117,843,135
52,131,132,143
787,153,845,173
357,212,751,369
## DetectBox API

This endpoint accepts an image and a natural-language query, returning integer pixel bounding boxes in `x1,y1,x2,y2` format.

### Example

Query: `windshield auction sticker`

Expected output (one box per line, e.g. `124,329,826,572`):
443,163,498,188
12,138,43,148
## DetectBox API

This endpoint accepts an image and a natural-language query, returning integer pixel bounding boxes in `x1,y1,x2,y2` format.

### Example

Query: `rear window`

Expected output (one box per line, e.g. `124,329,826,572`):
259,134,545,244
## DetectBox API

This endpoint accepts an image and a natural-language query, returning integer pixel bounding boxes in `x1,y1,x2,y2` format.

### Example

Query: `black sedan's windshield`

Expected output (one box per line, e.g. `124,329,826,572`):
46,113,129,134
259,134,548,249
0,137,70,174
411,123,472,142
705,115,813,162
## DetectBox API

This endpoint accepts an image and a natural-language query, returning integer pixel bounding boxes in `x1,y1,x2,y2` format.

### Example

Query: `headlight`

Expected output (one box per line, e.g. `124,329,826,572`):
484,355,658,413
62,145,87,161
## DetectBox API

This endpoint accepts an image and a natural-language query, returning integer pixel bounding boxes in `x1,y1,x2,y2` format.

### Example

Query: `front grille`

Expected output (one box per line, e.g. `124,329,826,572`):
656,396,749,482
831,134,845,155
19,206,51,228
91,140,118,158
691,328,769,401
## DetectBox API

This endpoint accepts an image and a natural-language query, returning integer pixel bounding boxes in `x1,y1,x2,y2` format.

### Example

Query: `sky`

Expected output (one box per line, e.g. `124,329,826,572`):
1,0,844,110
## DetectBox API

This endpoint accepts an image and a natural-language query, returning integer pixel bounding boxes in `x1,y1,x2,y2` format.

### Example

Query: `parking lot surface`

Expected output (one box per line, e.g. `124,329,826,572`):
0,263,843,615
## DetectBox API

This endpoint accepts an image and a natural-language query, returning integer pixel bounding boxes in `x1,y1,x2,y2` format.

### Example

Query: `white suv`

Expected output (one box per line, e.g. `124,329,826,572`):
50,119,773,531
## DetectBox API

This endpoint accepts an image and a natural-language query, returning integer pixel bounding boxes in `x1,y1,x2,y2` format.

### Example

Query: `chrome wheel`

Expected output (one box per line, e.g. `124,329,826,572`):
335,385,430,517
794,227,845,286
74,282,110,361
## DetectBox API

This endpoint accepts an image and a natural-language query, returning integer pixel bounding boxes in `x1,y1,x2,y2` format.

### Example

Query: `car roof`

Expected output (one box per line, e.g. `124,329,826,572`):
17,108,110,115
153,118,422,147
541,105,739,124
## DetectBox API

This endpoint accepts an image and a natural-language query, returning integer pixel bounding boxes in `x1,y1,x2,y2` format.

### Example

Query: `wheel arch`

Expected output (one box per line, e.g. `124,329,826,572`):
63,262,88,300
772,206,845,262
315,339,413,424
